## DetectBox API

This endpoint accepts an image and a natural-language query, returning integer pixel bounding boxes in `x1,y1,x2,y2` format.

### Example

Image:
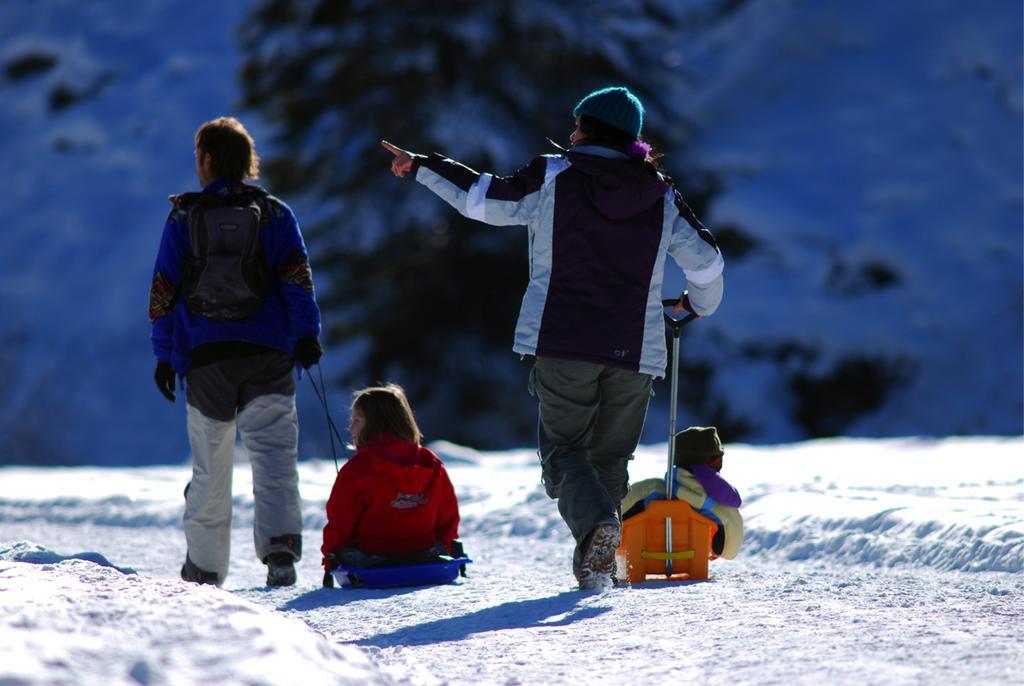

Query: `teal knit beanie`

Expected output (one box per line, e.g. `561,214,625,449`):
572,86,644,138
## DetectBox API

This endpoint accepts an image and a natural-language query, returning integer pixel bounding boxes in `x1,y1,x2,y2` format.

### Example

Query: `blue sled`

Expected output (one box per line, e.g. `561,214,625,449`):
331,557,472,589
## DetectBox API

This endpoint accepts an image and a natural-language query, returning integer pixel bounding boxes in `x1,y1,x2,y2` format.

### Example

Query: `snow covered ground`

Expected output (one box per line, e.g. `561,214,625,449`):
2,436,1021,685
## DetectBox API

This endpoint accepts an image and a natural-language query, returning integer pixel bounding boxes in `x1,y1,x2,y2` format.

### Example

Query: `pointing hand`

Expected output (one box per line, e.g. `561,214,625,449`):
381,140,416,178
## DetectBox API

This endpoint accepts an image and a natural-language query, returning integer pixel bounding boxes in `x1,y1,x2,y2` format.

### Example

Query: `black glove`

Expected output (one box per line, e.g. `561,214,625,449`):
294,336,323,369
154,362,176,403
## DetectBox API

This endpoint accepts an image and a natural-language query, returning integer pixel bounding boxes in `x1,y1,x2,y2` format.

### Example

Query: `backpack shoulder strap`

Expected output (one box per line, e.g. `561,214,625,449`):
230,183,285,224
171,185,283,225
169,191,204,215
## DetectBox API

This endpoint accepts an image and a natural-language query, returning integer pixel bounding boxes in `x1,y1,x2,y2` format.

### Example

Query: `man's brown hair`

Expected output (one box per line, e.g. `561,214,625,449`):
352,384,423,446
194,116,260,181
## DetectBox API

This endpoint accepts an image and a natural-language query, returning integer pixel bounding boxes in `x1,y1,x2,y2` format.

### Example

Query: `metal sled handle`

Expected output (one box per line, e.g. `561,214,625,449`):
662,298,698,334
662,298,698,487
661,298,697,575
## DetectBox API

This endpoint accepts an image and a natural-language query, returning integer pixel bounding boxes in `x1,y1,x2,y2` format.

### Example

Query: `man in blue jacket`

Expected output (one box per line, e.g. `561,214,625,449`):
148,117,322,587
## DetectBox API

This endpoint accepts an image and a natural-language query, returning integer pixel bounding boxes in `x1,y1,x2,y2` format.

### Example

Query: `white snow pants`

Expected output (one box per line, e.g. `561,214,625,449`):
184,393,302,582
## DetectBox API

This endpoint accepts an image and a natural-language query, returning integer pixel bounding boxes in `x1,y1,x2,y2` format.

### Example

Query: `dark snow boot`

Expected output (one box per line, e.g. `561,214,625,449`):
181,555,219,586
265,552,297,587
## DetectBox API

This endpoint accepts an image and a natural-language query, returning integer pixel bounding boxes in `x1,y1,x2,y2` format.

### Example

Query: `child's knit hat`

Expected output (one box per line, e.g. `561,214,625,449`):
673,426,725,472
572,86,645,138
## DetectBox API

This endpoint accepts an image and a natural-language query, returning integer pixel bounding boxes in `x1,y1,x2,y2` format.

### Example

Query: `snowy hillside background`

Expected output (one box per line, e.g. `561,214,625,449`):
0,0,1021,466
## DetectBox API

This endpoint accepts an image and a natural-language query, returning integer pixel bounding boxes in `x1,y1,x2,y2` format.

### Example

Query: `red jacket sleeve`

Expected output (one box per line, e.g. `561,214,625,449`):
433,466,460,553
321,462,363,565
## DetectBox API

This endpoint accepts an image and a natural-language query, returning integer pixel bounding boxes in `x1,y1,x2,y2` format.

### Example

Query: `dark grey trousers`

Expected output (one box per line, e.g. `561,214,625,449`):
530,356,653,571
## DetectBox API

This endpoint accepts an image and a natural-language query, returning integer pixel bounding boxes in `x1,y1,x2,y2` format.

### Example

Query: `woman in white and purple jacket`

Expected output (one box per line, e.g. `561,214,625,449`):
382,87,725,588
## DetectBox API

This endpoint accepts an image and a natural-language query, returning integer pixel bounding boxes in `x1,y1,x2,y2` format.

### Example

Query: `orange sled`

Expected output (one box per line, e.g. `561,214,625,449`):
616,499,717,582
616,302,716,583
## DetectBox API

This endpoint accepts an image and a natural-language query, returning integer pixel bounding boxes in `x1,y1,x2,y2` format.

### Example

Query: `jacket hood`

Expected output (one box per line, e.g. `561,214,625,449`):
566,148,670,220
359,438,443,493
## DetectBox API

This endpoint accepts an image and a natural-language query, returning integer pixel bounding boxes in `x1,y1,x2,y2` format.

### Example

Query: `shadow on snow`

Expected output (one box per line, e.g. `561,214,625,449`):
337,590,610,647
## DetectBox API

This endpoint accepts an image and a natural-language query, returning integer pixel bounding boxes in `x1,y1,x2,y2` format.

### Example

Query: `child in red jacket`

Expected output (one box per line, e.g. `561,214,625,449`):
321,384,460,571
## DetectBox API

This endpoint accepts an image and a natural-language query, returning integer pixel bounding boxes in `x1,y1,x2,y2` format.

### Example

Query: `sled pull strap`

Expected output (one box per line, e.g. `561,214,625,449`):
641,550,696,561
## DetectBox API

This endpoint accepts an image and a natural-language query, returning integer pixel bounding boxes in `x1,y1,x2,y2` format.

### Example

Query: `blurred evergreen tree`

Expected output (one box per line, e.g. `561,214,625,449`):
238,0,740,447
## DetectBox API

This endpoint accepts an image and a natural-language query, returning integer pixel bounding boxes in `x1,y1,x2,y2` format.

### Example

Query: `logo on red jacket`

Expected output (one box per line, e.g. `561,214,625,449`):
391,491,428,509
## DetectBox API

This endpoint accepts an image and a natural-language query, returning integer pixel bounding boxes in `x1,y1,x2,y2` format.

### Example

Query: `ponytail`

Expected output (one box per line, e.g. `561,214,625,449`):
577,115,663,176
